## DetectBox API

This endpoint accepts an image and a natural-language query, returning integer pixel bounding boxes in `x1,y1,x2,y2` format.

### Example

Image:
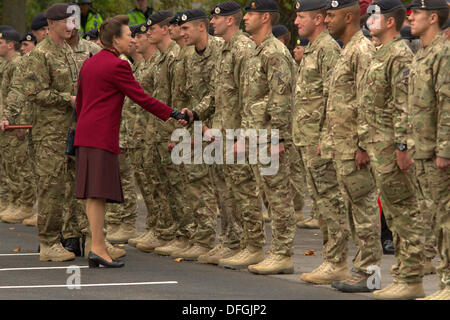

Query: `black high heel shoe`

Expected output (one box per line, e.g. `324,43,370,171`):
88,251,125,268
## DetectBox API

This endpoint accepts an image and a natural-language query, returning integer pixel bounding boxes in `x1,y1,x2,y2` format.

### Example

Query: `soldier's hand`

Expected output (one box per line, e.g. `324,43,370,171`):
168,142,176,152
436,156,450,171
234,139,246,156
270,142,285,157
396,150,413,173
0,120,9,132
16,130,26,140
203,126,215,142
70,96,77,108
355,148,370,171
177,108,194,126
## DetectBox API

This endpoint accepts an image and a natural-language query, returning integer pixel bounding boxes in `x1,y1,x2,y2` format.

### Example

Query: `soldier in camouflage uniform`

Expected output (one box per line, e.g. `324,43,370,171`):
321,0,382,287
360,0,427,298
13,4,79,262
192,2,253,264
291,0,351,285
407,0,450,300
161,9,225,260
0,29,35,224
127,25,162,248
220,0,297,275
136,11,188,254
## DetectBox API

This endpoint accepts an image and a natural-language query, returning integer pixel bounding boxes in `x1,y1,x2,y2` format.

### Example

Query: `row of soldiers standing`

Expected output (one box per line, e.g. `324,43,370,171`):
0,0,449,300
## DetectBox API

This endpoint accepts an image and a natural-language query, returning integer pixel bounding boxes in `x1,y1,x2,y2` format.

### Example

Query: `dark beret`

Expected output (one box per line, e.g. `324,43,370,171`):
178,9,208,25
45,3,74,21
76,0,93,3
409,0,449,10
367,0,405,15
83,28,98,40
0,29,21,42
210,1,242,16
272,24,289,38
21,32,37,43
327,0,359,10
245,0,279,13
295,37,310,47
135,23,150,35
170,11,186,25
147,10,173,26
400,26,419,39
294,0,328,12
31,13,49,30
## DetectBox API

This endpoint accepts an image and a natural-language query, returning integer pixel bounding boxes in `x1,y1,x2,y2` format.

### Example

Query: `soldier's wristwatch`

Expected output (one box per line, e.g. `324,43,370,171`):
395,143,407,151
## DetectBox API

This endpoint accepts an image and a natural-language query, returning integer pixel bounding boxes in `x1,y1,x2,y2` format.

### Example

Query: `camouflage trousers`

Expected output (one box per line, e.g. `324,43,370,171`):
333,159,382,273
253,145,297,257
147,140,191,241
33,140,82,245
368,143,425,283
129,143,158,231
183,161,218,248
415,158,450,286
105,149,138,226
0,133,35,208
300,145,349,264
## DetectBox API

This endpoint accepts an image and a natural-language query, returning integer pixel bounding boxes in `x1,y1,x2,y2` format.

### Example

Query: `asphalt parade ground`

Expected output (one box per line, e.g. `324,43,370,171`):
0,197,442,302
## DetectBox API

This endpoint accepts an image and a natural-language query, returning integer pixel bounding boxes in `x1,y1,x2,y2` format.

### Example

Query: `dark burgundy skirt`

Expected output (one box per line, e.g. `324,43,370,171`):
75,146,124,203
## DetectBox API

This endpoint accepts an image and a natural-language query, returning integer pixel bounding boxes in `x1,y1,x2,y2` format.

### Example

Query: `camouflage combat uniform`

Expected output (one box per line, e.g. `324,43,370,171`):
240,34,296,256
409,33,449,287
361,35,424,283
321,30,382,273
293,30,349,264
185,35,224,249
21,36,79,246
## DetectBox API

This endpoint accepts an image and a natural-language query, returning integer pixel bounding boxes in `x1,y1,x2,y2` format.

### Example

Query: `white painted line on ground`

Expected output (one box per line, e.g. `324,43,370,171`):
0,266,89,272
0,281,178,289
0,253,39,257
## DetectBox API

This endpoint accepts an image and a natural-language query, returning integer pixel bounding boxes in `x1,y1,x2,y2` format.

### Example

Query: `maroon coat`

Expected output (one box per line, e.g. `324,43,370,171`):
74,49,172,154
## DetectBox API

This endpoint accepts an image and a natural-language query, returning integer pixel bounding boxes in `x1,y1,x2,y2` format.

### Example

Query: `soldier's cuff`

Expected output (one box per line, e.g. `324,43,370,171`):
436,148,450,159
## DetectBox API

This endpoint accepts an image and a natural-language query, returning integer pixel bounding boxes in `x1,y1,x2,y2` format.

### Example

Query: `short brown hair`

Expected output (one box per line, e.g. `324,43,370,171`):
157,17,172,28
384,7,406,32
309,8,327,19
428,8,449,29
99,15,129,48
192,18,210,30
231,11,243,26
269,12,280,26
6,40,20,52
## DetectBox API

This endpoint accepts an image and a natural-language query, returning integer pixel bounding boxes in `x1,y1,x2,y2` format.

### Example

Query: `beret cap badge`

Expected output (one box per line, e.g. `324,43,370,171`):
26,35,32,41
332,1,339,8
215,7,221,14
140,25,146,32
295,2,300,10
251,2,256,9
181,14,188,21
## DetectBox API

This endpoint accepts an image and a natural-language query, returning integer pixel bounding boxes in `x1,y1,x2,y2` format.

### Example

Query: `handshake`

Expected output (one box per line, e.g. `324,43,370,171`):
170,108,199,125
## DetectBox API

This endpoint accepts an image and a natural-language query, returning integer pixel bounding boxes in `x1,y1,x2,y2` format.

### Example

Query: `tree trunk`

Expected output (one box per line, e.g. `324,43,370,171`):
2,0,26,34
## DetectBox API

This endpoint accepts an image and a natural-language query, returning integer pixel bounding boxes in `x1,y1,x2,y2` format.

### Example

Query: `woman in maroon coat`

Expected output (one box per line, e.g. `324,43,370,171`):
74,15,192,268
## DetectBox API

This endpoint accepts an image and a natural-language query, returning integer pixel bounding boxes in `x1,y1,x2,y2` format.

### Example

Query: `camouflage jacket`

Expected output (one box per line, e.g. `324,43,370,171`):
189,35,224,126
122,55,159,148
241,33,294,142
0,53,21,119
409,33,450,159
70,38,101,72
151,41,180,143
321,30,375,160
171,44,195,110
22,36,79,142
293,31,340,147
361,35,412,146
212,31,255,132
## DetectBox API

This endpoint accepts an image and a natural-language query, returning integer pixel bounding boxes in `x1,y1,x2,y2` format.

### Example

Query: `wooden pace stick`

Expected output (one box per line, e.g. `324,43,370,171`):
4,125,33,130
